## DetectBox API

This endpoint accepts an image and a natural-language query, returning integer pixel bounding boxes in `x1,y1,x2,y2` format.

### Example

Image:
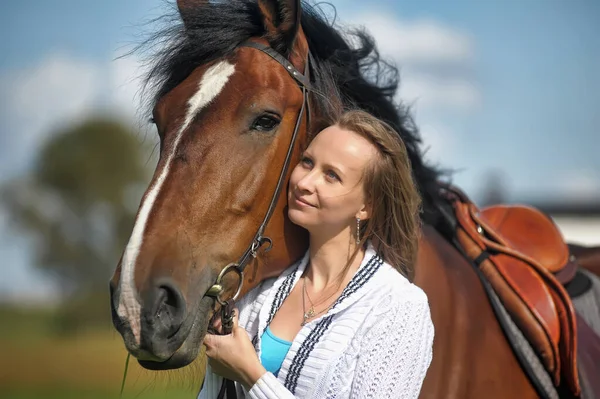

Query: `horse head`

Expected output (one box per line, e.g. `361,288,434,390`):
110,0,321,370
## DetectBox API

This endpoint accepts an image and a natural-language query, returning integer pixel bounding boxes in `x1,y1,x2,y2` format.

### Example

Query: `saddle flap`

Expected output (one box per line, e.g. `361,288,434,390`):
454,201,561,383
445,186,580,396
476,205,569,273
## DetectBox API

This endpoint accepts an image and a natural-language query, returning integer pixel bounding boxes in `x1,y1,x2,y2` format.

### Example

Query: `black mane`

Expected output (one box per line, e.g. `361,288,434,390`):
139,0,447,224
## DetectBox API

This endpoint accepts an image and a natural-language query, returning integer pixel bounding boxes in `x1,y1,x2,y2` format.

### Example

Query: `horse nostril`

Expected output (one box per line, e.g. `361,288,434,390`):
155,287,175,318
149,280,187,337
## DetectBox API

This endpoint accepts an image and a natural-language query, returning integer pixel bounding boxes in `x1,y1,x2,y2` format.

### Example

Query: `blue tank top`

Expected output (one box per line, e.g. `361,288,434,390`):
260,326,292,377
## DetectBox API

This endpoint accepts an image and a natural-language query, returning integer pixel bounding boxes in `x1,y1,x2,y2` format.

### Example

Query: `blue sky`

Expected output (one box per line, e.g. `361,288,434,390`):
0,0,599,301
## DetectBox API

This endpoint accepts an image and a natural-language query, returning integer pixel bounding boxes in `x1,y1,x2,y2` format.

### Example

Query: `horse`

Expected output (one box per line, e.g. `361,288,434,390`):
109,0,600,397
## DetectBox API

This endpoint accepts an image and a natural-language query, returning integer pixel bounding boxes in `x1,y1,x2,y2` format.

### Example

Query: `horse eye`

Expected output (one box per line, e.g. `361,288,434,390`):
251,115,280,132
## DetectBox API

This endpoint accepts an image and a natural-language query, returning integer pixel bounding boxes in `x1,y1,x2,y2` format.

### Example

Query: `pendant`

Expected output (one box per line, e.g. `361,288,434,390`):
305,307,315,318
301,307,315,326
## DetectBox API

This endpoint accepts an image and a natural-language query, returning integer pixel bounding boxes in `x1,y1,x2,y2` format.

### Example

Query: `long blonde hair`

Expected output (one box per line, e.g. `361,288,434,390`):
336,109,422,281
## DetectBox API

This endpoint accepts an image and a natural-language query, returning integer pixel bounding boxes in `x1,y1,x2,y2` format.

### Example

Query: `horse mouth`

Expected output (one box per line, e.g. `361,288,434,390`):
138,347,198,370
136,295,216,370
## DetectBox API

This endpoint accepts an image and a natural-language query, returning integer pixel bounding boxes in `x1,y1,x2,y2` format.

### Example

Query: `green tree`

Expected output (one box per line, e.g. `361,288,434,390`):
1,117,154,331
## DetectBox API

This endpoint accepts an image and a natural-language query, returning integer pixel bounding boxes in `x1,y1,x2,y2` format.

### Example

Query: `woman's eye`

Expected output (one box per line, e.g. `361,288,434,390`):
301,156,313,168
326,170,340,181
251,115,280,132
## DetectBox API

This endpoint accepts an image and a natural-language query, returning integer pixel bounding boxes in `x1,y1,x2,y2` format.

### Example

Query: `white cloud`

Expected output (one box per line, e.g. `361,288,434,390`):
108,55,146,120
0,53,145,181
340,10,479,112
418,123,454,164
352,14,472,64
398,74,480,110
0,55,101,177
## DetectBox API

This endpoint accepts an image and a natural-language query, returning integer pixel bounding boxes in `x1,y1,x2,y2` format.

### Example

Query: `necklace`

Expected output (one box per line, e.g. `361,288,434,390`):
301,276,341,326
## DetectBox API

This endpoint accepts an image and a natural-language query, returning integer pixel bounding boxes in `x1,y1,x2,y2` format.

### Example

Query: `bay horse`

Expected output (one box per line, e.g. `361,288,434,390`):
109,0,600,397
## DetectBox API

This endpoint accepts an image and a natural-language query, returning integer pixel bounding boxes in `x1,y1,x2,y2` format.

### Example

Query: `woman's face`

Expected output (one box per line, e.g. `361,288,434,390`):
287,124,376,234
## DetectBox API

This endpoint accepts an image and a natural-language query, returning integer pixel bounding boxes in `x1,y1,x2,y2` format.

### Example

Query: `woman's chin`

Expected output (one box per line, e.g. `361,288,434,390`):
287,209,311,228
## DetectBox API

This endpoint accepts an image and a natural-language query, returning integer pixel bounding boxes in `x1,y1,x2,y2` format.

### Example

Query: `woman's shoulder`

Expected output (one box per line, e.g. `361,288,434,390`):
376,261,430,308
363,242,427,305
360,262,432,335
351,264,433,350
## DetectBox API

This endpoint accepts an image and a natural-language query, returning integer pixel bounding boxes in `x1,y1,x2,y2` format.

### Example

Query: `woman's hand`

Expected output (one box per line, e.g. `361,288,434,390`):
203,309,267,390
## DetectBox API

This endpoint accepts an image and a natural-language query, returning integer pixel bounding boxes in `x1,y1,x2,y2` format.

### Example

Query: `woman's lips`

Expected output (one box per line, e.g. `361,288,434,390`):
293,194,315,207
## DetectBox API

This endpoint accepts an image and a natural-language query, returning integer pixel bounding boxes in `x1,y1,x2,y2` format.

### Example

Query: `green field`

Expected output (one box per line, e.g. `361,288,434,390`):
0,306,205,399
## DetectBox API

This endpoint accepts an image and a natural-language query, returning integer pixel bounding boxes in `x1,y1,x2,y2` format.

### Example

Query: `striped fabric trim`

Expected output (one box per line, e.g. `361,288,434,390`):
268,267,298,324
284,254,382,393
331,255,383,311
252,264,299,350
284,314,334,393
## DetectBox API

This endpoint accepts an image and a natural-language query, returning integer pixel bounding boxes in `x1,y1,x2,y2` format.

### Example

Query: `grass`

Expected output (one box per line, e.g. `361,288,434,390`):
1,388,194,399
0,306,206,399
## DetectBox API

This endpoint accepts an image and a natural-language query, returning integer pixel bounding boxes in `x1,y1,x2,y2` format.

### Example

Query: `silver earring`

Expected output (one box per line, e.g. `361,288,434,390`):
356,217,361,244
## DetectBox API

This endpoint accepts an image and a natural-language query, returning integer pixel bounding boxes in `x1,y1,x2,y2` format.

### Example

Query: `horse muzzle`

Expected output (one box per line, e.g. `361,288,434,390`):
110,276,215,369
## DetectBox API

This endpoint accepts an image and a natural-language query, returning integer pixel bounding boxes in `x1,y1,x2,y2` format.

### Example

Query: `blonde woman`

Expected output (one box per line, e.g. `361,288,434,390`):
200,110,434,399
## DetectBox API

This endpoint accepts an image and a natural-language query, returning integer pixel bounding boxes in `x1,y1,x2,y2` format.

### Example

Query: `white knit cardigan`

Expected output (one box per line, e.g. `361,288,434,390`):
198,243,434,399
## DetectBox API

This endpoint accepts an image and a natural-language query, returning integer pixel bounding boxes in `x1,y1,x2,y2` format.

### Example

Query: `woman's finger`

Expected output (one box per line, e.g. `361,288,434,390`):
232,308,239,329
203,334,217,357
212,317,222,333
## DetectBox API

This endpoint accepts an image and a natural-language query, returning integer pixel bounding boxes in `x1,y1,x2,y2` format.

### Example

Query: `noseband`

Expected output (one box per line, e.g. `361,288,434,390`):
205,41,311,310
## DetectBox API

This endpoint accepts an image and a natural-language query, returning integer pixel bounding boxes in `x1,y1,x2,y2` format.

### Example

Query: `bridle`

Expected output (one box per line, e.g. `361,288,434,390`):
204,40,311,318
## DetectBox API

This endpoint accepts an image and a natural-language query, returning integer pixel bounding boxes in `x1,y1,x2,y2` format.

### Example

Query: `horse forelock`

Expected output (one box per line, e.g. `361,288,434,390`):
116,59,236,345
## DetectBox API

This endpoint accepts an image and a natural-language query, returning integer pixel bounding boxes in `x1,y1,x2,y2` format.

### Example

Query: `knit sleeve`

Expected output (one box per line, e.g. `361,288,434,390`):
247,372,296,399
351,293,434,399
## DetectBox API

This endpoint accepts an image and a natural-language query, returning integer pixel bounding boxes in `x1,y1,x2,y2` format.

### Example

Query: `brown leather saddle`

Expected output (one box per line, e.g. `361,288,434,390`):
443,185,580,397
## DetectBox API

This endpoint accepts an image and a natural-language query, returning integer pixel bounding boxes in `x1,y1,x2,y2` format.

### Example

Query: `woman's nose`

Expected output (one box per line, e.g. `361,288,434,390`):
296,170,317,192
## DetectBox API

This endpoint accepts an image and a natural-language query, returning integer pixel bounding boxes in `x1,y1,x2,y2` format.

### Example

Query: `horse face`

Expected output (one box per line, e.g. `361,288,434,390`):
109,11,311,369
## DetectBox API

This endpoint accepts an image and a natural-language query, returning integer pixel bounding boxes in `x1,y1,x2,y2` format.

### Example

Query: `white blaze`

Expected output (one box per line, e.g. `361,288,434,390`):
116,61,236,343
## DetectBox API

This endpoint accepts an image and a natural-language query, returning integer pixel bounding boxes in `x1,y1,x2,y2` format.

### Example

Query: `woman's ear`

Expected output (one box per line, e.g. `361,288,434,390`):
356,202,372,222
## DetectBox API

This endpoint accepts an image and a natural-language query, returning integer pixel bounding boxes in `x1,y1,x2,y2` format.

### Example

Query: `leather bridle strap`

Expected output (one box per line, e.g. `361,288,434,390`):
206,41,311,399
204,40,311,306
233,41,310,271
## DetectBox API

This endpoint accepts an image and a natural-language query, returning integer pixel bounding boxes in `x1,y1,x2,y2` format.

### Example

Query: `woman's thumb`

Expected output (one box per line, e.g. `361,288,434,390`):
204,333,214,346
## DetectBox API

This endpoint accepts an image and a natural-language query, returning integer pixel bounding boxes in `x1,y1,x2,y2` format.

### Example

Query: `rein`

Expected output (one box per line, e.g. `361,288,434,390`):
204,41,312,399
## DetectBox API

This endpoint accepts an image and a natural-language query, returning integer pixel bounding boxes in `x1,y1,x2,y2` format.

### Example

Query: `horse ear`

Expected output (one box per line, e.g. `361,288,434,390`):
177,0,205,29
257,0,302,54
